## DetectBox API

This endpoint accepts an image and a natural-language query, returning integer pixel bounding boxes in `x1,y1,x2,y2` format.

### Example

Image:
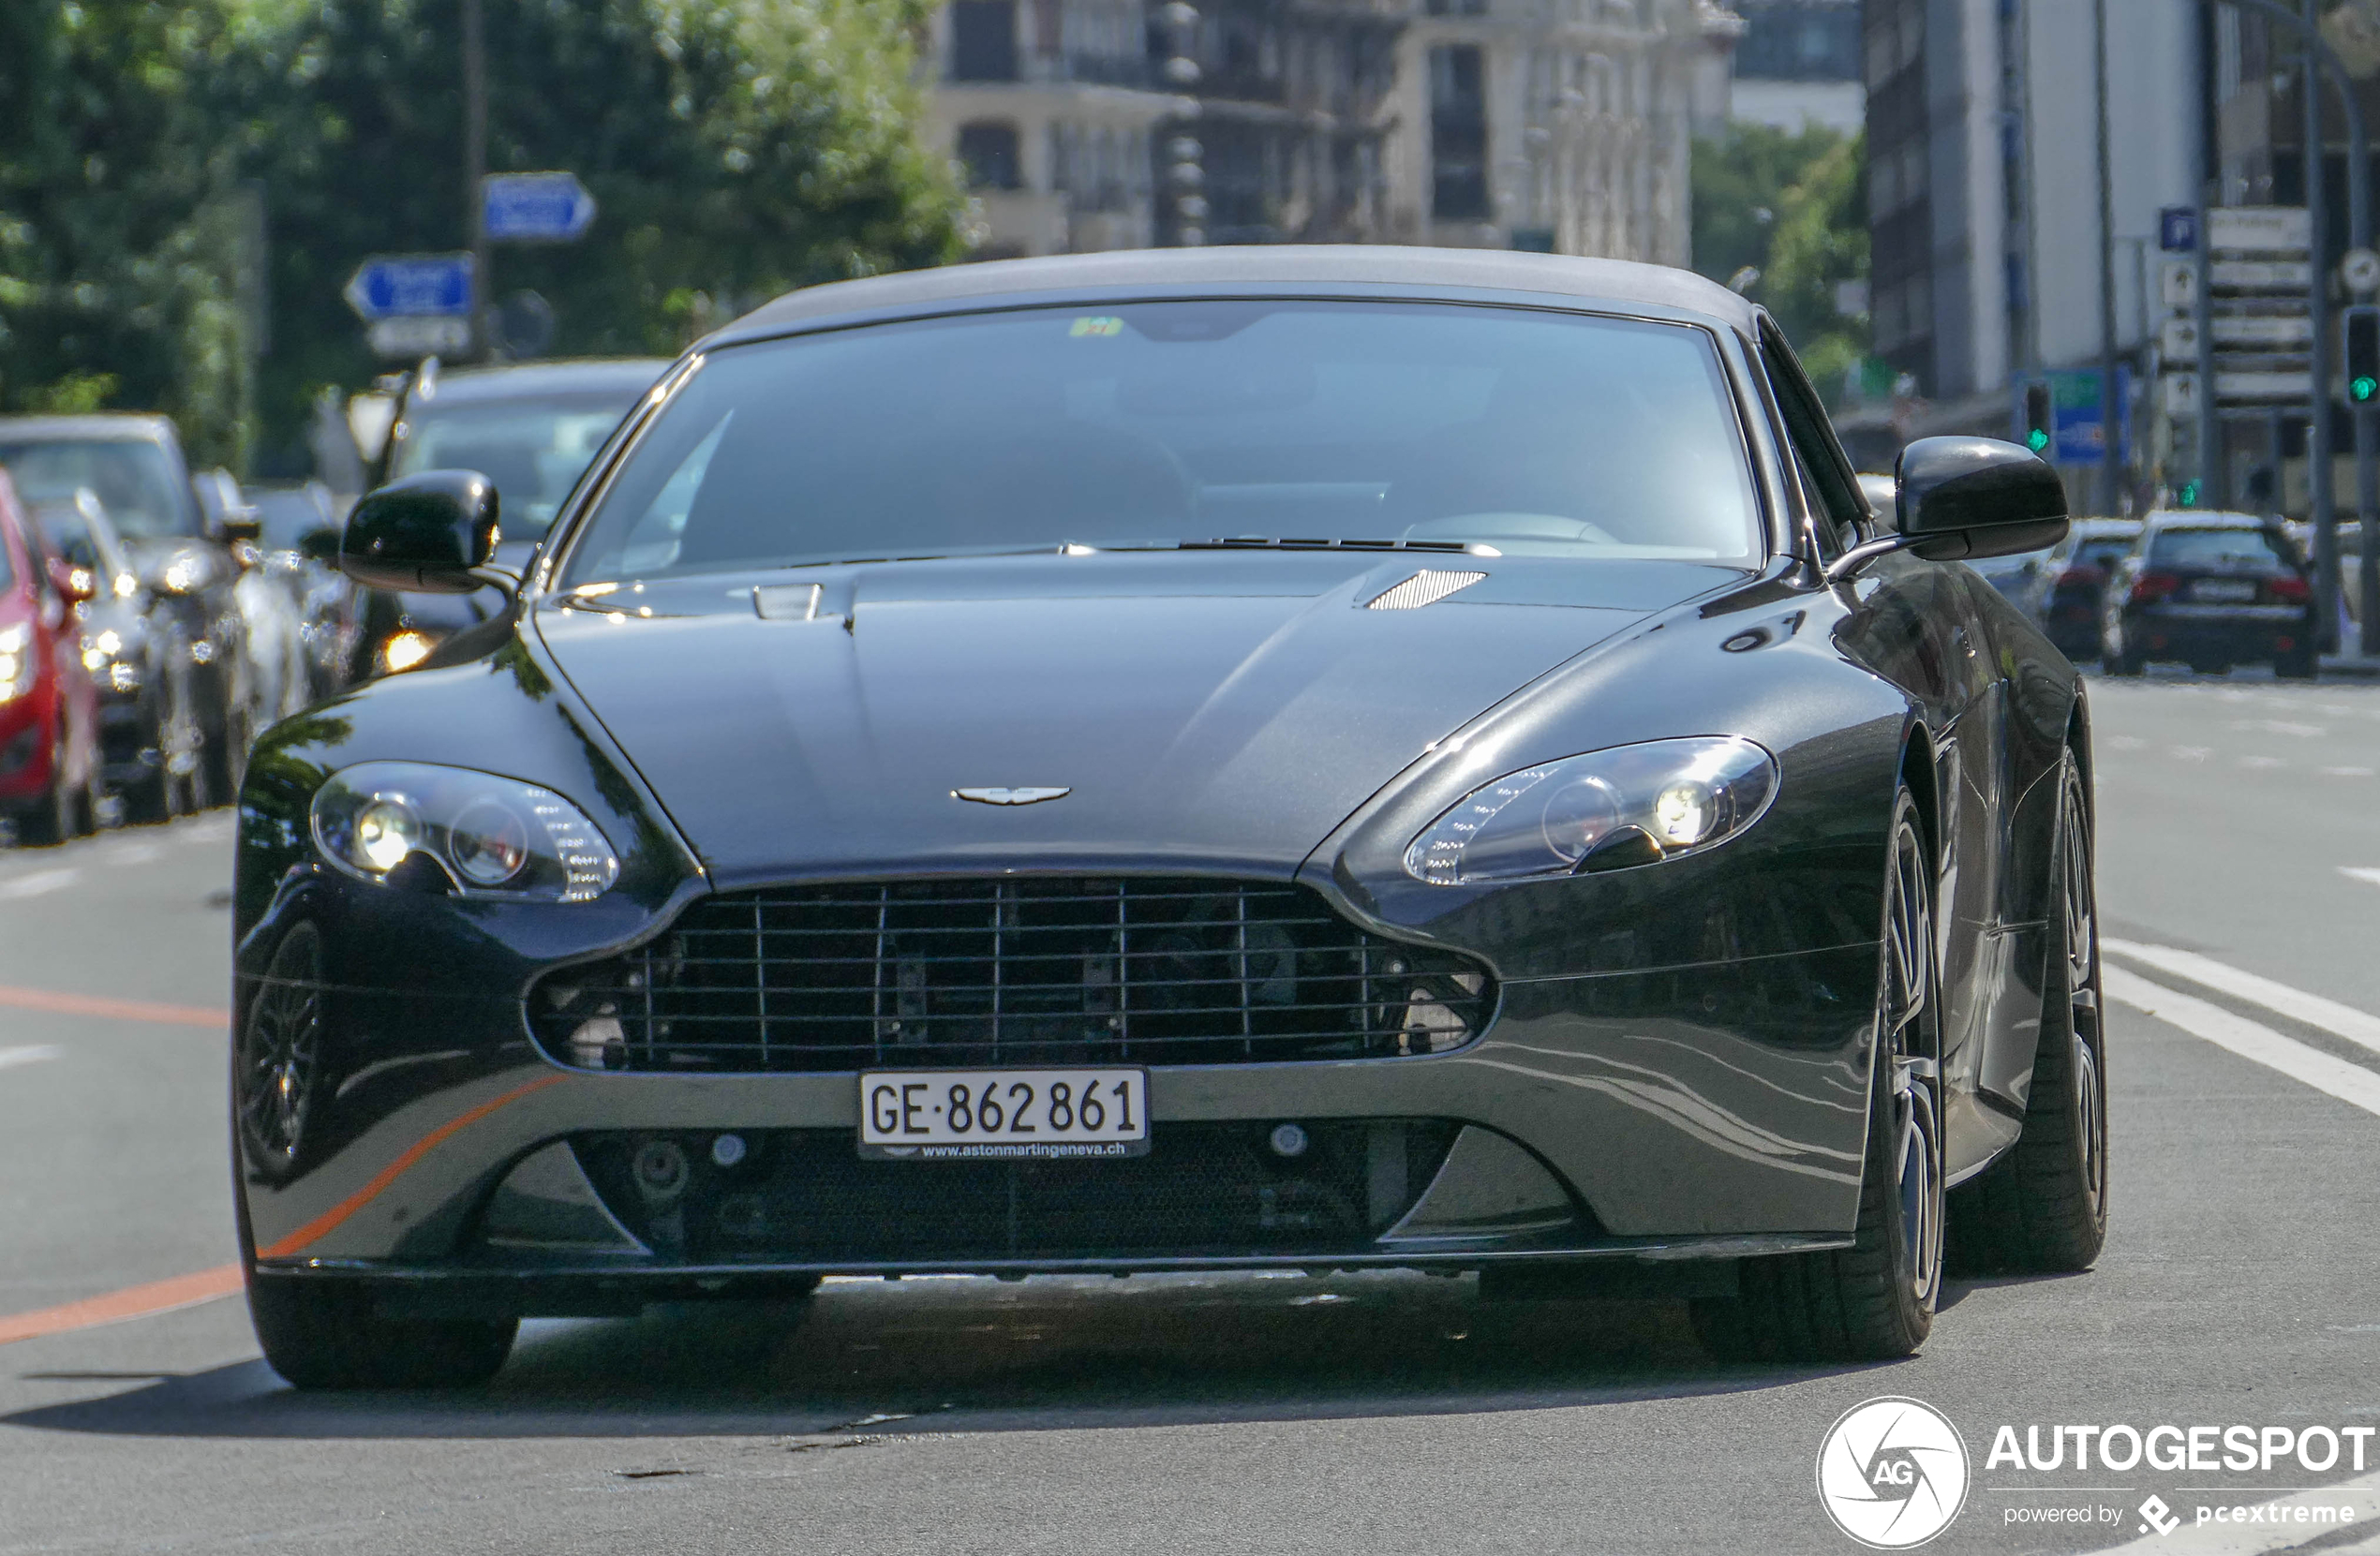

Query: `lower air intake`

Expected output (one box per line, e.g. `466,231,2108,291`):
533,877,1494,1073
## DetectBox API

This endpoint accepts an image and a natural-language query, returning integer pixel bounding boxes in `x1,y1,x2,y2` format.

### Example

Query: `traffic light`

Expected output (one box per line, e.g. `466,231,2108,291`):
2346,306,2380,404
2179,480,2202,508
2023,382,2053,454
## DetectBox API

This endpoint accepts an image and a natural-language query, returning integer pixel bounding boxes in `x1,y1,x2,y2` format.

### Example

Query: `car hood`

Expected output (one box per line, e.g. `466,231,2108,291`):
535,552,1741,882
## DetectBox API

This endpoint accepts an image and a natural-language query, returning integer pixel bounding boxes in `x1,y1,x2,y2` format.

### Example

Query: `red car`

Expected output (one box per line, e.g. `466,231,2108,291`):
0,467,103,842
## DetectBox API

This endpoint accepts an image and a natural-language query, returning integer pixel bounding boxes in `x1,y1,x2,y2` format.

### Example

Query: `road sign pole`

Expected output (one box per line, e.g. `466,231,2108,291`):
2096,0,2124,514
463,0,489,363
2299,0,2340,652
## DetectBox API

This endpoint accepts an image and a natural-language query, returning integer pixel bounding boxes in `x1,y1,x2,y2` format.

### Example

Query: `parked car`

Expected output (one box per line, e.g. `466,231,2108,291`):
0,470,103,841
1966,548,2053,621
245,482,358,703
2032,517,2144,659
29,487,204,820
0,415,260,799
2101,511,2314,677
353,358,668,677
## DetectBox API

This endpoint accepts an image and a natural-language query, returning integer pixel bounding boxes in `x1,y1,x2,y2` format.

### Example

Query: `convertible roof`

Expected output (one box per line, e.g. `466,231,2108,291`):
726,245,1760,340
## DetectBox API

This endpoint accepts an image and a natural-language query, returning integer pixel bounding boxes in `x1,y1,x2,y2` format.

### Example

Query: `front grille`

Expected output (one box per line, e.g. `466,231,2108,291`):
558,1120,1462,1263
532,877,1494,1073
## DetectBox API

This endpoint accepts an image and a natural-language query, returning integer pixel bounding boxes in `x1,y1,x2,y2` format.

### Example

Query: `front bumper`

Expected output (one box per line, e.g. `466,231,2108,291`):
236,869,1880,1290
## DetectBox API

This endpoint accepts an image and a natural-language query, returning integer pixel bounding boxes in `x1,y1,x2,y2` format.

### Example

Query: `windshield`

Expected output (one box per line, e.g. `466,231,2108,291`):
0,438,197,539
560,301,1763,585
2149,526,2296,572
393,395,640,540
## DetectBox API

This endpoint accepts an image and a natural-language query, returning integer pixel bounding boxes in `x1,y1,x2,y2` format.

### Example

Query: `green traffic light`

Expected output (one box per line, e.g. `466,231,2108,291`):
2026,427,2050,453
2179,481,2201,508
2355,375,2379,403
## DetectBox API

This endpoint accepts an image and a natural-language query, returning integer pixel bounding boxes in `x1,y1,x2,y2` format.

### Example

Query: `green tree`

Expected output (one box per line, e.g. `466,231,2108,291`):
1692,122,1869,402
225,0,965,467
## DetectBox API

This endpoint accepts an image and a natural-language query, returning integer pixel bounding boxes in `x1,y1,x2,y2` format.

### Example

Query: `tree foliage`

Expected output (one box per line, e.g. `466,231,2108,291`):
1692,121,1870,402
0,0,966,470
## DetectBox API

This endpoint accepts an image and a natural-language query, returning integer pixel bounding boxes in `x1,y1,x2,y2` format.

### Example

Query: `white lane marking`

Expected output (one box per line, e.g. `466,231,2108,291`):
2095,1465,2380,1552
2175,746,2213,762
2234,719,2328,736
2108,734,2147,750
98,842,160,867
2105,940,2380,1060
0,1045,60,1072
0,868,77,901
2323,766,2377,778
2239,756,2285,769
2103,967,2380,1119
2343,867,2380,889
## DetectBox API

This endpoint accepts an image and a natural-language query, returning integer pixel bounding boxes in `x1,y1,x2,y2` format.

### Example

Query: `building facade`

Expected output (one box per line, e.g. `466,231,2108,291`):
1727,0,1861,135
921,0,1730,265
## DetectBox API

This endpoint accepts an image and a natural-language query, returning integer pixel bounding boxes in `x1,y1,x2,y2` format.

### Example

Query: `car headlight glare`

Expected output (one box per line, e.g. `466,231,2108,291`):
312,762,619,901
0,624,30,703
381,630,438,674
1406,736,1778,885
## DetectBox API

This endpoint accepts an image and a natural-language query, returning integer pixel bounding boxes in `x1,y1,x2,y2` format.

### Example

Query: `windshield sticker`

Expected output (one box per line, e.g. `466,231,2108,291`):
1068,316,1124,337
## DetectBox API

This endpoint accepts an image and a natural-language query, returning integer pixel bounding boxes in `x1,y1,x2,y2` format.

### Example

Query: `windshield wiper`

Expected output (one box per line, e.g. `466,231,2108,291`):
1179,536,1495,556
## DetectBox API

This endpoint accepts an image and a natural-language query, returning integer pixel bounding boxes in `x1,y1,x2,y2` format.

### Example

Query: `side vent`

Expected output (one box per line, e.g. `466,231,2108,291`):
1364,569,1487,611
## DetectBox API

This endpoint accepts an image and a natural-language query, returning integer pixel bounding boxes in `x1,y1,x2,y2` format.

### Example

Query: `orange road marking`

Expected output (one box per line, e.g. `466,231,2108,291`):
0,1265,244,1347
257,1074,567,1259
0,984,226,1029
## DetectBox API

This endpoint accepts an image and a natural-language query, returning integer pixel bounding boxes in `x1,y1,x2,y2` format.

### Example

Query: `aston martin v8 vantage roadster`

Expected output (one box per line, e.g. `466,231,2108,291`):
231,247,2103,1388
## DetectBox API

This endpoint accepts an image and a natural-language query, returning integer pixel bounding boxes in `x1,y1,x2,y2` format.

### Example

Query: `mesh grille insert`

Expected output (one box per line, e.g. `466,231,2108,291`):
532,877,1494,1073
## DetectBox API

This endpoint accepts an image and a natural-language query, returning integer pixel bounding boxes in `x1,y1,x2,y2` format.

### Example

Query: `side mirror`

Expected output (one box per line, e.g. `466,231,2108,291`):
296,526,343,564
1895,436,2069,560
339,470,501,594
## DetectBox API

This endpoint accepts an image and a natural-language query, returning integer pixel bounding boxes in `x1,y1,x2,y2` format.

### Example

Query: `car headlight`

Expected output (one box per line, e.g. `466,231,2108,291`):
1405,736,1778,885
311,762,620,901
0,624,31,703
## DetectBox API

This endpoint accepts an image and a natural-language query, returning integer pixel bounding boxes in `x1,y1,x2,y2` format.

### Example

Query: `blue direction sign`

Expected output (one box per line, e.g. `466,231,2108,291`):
343,253,475,320
483,172,598,242
2160,205,2200,253
2014,368,2136,465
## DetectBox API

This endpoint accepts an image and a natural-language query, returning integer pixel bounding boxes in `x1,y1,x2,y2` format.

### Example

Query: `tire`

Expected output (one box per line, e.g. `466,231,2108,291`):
2105,642,2145,677
235,923,328,1181
1947,756,2109,1273
1692,789,1944,1363
245,1273,516,1391
12,738,75,847
2276,647,2317,680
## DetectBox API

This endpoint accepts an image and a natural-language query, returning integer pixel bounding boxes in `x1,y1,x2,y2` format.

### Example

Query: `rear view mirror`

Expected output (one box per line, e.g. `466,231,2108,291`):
340,470,501,594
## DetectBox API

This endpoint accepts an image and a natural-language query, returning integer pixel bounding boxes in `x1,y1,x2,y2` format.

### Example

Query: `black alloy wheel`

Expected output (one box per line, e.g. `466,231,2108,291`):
237,922,326,1180
1948,754,2109,1271
13,734,77,846
1691,787,1944,1362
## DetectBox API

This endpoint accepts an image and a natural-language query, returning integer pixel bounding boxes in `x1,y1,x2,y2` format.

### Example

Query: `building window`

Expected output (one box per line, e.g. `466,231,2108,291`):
1430,45,1490,222
959,121,1022,189
950,0,1019,81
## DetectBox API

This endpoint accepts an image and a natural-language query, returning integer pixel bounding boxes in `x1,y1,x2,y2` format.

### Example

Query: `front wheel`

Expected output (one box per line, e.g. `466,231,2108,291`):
1692,789,1943,1362
1948,756,2108,1272
246,1274,516,1390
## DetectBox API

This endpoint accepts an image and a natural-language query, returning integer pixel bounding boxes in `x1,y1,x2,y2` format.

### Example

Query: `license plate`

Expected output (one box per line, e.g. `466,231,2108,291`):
2190,578,2258,601
859,1069,1150,1160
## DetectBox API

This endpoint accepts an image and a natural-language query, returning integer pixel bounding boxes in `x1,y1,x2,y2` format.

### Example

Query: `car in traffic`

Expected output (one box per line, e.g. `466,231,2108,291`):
352,358,667,677
244,482,359,705
2101,511,2314,677
0,471,104,842
232,249,2104,1387
29,487,206,820
2033,517,2143,659
0,415,260,802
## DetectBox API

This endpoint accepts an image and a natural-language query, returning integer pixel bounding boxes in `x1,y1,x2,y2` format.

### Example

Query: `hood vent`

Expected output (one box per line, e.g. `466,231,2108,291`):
1364,569,1487,611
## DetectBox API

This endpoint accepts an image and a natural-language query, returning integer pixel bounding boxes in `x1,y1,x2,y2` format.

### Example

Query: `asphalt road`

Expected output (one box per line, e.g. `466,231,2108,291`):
4,670,2380,1555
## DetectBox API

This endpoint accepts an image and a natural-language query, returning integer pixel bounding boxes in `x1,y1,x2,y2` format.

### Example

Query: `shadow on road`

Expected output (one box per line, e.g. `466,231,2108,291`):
1,1269,1955,1440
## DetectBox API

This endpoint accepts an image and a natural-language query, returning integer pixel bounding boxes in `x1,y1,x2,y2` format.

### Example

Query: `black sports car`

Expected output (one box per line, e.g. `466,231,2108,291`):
231,248,2103,1388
